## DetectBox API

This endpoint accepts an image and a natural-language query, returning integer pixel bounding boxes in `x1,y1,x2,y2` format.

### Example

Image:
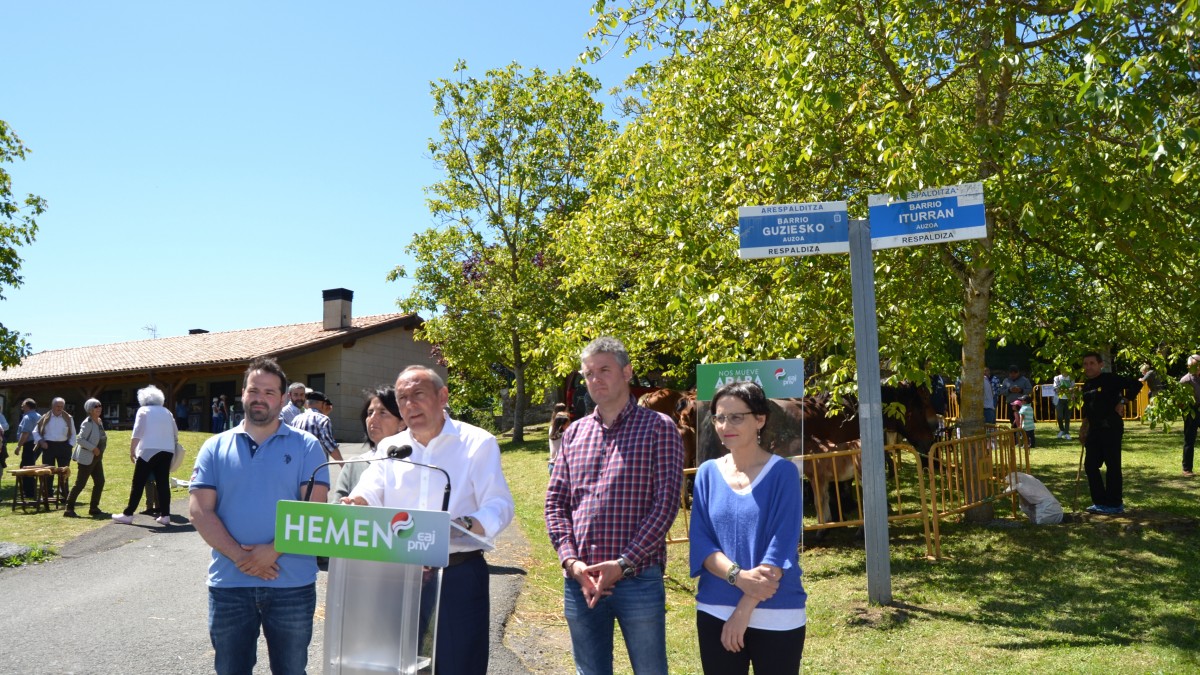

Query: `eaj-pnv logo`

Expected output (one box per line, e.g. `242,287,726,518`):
391,511,415,537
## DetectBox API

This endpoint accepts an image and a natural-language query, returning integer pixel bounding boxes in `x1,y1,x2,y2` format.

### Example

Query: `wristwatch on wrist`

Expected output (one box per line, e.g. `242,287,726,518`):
726,563,742,585
617,556,636,579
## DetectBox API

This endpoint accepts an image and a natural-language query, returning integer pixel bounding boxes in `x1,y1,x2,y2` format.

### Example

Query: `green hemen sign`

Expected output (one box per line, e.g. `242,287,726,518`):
274,501,450,567
696,359,806,401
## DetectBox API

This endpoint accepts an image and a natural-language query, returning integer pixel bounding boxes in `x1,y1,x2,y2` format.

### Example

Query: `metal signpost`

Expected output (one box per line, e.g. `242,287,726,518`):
737,183,986,606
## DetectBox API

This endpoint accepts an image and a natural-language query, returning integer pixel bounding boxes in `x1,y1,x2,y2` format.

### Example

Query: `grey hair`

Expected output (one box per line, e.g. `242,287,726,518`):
52,397,66,406
1189,354,1200,368
137,385,166,407
84,398,102,413
398,365,446,390
288,381,308,393
580,336,630,369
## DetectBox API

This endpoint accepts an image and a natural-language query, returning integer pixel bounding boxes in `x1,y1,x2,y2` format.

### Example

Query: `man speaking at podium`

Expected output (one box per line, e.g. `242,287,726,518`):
345,365,515,675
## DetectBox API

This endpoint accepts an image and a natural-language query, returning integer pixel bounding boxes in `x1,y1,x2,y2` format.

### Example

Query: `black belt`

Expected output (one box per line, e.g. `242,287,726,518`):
447,549,484,567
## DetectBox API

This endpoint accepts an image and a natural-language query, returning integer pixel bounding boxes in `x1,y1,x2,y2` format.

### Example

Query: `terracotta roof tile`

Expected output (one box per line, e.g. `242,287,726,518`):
0,313,419,385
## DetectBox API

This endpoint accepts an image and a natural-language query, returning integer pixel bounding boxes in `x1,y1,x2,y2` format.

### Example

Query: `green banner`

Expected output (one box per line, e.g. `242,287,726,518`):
696,359,805,401
275,500,450,567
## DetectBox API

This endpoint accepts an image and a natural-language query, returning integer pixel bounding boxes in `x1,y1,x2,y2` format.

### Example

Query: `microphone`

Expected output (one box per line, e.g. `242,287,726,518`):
304,451,399,502
386,445,452,512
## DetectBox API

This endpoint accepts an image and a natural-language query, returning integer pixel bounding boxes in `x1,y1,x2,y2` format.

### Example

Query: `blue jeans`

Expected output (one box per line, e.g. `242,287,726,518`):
208,583,316,675
564,565,668,675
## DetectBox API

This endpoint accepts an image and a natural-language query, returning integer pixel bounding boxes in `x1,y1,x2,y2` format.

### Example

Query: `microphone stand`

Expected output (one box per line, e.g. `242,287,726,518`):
386,445,452,512
304,453,395,502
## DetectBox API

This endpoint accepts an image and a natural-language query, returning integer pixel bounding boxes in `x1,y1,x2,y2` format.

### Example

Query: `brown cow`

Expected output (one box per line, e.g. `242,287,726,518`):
638,388,698,470
695,383,938,525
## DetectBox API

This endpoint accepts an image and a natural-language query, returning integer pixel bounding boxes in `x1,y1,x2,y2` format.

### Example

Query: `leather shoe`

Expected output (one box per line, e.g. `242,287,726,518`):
63,510,80,518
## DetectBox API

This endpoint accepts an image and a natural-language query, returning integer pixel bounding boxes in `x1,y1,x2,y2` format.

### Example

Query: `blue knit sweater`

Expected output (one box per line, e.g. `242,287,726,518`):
689,455,807,624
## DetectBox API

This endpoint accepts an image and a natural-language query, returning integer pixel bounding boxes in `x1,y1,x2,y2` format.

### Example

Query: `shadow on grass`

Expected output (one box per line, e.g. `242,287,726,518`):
887,516,1200,654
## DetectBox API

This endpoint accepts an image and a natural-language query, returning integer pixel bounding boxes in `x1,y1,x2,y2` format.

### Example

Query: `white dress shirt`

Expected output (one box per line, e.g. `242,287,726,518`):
350,414,514,553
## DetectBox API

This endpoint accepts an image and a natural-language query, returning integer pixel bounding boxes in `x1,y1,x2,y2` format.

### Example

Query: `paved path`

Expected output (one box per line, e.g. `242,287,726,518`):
0,443,532,674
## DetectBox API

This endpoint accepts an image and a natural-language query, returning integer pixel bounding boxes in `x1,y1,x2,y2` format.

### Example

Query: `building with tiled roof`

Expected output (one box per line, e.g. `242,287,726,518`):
0,289,439,441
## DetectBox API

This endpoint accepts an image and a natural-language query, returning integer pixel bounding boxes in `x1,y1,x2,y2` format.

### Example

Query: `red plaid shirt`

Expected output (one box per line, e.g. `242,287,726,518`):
545,396,684,574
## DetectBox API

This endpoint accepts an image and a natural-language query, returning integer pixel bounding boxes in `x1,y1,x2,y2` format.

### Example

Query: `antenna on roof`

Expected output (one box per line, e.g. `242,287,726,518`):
142,323,158,339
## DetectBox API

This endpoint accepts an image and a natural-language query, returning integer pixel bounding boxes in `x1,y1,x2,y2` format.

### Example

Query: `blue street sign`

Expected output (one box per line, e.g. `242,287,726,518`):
867,182,986,250
737,201,850,258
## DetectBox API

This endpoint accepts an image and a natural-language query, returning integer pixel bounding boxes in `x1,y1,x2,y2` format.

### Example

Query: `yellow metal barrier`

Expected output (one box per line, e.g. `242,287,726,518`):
947,382,1149,424
668,444,939,559
925,429,1031,558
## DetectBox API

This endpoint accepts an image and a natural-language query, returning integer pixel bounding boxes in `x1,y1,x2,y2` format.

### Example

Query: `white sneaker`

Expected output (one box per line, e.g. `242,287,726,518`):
1064,433,1071,440
156,515,171,526
111,513,133,524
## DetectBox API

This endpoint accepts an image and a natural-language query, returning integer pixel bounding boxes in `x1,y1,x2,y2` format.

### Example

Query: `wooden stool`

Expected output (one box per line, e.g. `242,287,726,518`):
48,466,71,508
9,466,53,513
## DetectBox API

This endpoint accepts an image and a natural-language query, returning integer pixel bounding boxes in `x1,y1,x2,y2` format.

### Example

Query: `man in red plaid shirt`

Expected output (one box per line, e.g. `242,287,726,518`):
545,336,684,675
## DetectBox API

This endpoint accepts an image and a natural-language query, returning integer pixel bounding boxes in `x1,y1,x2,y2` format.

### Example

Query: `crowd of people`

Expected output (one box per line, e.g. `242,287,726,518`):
6,343,1200,674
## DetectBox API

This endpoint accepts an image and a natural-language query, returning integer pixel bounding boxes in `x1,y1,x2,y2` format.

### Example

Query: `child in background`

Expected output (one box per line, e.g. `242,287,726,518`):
1019,397,1037,448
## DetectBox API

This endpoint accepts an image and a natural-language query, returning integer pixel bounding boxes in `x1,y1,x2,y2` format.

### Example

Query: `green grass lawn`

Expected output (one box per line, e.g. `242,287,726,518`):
501,422,1200,674
0,431,207,551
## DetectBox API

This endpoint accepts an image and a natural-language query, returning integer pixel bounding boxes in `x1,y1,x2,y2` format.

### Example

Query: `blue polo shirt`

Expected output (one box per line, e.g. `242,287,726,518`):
190,422,329,588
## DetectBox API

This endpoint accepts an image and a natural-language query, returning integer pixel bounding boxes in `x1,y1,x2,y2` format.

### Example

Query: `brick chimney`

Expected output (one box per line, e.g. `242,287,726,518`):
322,288,353,330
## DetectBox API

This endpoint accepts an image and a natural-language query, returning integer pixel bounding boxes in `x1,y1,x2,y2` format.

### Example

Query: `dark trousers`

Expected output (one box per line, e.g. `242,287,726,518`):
696,610,806,675
19,441,41,497
1026,429,1037,448
1084,424,1124,508
1056,400,1071,433
43,440,72,467
420,554,489,675
124,451,172,517
1183,410,1198,472
66,458,105,512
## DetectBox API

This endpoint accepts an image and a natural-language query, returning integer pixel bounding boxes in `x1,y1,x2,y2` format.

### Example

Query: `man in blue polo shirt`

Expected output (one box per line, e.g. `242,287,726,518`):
189,357,330,675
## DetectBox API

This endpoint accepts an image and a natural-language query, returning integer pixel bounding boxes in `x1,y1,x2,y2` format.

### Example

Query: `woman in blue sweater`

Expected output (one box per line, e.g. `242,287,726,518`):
690,380,807,674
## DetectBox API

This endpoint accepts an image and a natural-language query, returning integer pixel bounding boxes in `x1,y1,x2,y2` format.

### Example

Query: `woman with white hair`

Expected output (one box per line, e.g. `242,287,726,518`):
64,398,107,518
113,385,179,526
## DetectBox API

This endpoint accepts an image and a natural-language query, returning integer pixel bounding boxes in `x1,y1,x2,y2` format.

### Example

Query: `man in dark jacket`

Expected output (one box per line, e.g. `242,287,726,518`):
1079,352,1142,515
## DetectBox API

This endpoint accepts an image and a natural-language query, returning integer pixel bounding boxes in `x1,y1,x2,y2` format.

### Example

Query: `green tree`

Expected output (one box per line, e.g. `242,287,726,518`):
1,120,45,369
564,1,1200,518
391,62,614,441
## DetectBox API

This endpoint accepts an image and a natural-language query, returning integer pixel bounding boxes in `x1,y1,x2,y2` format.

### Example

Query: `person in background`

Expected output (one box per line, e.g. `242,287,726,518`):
982,371,996,424
330,385,406,502
690,381,806,674
1179,354,1200,478
15,399,41,499
65,398,107,518
279,382,308,425
545,336,684,675
1079,351,1142,515
0,408,9,468
1000,365,1033,410
175,398,190,433
985,366,1002,411
1053,368,1075,440
1139,363,1164,399
1018,396,1036,449
112,385,179,526
289,390,343,462
548,402,570,472
211,397,224,433
34,397,76,501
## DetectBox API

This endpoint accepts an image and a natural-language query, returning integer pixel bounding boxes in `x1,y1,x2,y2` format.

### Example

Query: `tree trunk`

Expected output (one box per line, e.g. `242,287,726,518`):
511,329,526,443
962,263,995,523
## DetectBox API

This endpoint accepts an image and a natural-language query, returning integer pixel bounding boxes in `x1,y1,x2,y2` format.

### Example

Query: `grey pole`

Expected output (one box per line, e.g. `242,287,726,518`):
848,218,893,605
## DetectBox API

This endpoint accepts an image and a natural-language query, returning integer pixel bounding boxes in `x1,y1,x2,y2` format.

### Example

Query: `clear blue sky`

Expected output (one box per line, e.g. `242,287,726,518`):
3,1,646,353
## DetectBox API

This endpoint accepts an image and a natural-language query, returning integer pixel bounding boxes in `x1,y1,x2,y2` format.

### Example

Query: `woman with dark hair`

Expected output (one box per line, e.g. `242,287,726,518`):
547,402,570,472
330,385,406,502
689,380,807,674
